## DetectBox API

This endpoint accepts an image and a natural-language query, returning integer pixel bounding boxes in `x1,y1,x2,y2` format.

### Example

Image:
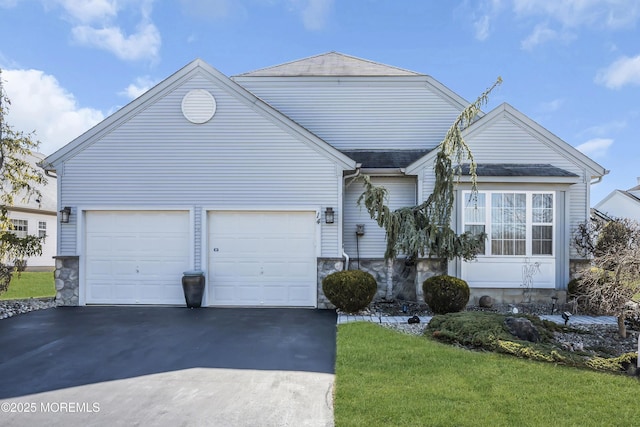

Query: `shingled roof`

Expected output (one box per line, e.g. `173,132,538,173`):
235,52,423,77
460,163,578,177
342,149,431,168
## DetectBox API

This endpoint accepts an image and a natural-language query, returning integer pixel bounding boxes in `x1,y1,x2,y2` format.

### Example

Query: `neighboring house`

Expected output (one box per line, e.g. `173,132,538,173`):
594,179,640,222
43,53,607,307
5,152,57,270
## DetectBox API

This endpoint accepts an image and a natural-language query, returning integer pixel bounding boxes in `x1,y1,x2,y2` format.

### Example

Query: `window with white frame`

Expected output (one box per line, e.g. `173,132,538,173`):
11,219,28,238
463,191,554,257
38,221,47,240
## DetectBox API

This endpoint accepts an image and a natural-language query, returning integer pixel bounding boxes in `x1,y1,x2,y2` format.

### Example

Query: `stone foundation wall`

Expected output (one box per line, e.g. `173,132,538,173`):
316,257,447,309
318,257,580,308
414,258,448,301
570,258,590,279
54,256,79,306
469,288,567,305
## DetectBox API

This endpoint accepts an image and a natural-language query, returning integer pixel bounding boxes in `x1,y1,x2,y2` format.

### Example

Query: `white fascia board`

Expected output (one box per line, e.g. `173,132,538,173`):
45,59,206,167
46,59,356,171
405,150,437,175
457,175,581,184
360,168,409,176
464,103,608,178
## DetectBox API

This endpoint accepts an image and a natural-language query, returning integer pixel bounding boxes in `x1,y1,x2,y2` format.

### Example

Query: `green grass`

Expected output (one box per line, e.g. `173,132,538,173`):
335,322,639,427
0,271,55,300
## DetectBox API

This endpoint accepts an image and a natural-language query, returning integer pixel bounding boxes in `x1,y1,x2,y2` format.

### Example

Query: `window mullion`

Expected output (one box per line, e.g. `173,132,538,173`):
526,192,532,257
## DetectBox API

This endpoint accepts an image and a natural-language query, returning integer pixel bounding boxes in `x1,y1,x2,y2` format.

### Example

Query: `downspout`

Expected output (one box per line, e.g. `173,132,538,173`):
341,166,361,271
342,249,350,271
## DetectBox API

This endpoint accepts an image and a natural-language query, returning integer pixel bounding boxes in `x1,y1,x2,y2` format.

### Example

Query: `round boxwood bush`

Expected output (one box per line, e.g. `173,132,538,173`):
422,274,470,314
322,270,377,313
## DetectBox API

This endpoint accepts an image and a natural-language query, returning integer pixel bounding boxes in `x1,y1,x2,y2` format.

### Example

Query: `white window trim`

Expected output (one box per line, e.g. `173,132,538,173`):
463,190,555,258
11,219,28,239
38,221,47,240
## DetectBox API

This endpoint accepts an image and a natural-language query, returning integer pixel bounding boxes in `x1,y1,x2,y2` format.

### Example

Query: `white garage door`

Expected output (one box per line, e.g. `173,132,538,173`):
85,211,191,304
208,211,317,307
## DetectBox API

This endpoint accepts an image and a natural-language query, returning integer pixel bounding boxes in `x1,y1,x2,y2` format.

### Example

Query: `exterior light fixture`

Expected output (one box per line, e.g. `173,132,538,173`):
60,207,71,224
325,207,335,224
561,311,572,325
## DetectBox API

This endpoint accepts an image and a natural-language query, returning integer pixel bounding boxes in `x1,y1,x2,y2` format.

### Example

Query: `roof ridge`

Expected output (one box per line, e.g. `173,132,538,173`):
234,51,423,77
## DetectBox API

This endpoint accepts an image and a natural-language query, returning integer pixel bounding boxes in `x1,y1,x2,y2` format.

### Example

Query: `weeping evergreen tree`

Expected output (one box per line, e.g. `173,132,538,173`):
357,78,502,261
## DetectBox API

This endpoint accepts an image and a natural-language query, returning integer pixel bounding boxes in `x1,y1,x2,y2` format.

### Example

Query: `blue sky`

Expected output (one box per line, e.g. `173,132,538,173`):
1,0,639,204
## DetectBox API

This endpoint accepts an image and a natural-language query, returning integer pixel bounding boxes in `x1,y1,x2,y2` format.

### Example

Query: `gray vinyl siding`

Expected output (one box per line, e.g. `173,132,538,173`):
235,78,462,150
57,73,342,258
418,114,588,259
343,176,417,258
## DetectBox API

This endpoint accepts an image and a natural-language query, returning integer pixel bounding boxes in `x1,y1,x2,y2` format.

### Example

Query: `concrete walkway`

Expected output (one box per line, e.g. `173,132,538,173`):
337,313,618,325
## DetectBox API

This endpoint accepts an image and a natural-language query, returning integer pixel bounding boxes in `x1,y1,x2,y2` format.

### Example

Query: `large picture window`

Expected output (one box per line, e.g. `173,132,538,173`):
464,191,554,257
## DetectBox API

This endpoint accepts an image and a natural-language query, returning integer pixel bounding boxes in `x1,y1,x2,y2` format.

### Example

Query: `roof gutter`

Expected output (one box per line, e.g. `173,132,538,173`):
37,160,57,179
360,168,407,176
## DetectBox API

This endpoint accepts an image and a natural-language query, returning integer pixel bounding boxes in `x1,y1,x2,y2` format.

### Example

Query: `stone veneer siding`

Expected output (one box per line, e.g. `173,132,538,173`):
570,258,590,279
317,257,446,309
54,256,79,306
318,258,587,308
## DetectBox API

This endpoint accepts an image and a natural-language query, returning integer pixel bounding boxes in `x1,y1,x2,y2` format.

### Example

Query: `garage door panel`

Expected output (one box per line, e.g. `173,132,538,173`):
86,211,190,305
212,261,262,278
138,236,189,255
208,211,317,307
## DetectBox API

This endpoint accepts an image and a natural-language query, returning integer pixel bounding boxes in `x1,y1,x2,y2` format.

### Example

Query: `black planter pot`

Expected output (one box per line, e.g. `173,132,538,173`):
182,271,205,308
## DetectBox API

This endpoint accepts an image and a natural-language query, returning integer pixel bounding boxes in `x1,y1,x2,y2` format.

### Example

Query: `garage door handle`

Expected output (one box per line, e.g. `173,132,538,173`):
136,267,139,273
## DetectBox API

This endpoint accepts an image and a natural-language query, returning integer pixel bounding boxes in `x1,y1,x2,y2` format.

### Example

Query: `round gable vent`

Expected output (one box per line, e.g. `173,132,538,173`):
181,89,216,124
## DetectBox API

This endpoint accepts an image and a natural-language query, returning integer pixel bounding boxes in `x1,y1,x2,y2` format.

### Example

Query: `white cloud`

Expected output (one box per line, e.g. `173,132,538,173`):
469,0,504,41
575,138,614,158
119,75,158,100
595,54,640,89
472,1,640,48
2,69,104,155
474,15,491,41
297,0,333,31
72,21,161,62
513,0,640,30
55,0,118,23
520,23,559,50
581,119,627,137
180,0,241,20
0,0,19,7
538,98,564,113
52,0,161,62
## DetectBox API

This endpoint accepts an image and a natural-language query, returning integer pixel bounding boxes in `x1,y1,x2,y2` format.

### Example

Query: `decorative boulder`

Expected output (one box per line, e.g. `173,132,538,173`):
504,317,540,343
479,295,493,308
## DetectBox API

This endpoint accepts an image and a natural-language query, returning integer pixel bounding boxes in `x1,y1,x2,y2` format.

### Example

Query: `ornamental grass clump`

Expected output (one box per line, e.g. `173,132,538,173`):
322,270,377,313
422,274,470,314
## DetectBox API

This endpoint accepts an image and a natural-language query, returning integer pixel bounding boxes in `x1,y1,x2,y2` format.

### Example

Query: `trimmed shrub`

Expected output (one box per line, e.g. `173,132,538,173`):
567,278,581,297
422,274,470,314
322,270,377,313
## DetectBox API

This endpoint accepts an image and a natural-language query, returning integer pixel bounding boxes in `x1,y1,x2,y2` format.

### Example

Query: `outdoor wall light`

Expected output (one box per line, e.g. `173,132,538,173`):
59,206,71,224
325,207,335,224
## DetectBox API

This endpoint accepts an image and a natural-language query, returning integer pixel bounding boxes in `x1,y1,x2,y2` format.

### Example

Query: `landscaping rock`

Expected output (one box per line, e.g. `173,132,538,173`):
504,317,540,342
0,298,56,320
479,295,493,308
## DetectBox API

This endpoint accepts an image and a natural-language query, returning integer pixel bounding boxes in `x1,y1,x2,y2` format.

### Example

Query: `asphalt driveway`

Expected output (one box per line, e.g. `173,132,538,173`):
0,307,336,426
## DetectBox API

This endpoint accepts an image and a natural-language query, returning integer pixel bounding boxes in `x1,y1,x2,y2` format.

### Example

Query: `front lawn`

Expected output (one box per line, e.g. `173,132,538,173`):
335,322,638,427
0,271,55,300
